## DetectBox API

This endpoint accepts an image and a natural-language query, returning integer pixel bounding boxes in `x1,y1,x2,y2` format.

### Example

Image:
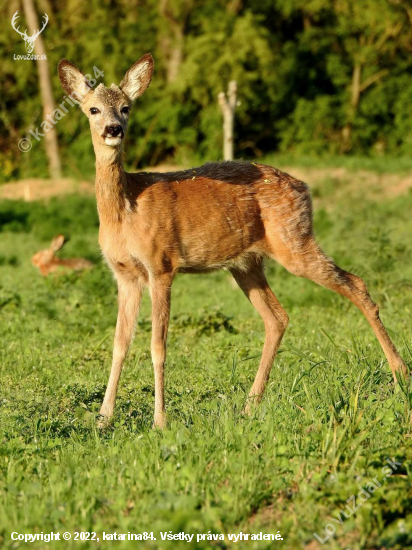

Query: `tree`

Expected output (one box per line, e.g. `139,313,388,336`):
218,81,237,160
333,0,411,149
22,0,61,178
158,0,193,83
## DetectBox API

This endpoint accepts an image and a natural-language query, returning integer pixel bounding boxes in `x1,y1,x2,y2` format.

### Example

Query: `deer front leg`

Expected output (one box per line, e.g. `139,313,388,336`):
98,277,144,427
150,275,173,429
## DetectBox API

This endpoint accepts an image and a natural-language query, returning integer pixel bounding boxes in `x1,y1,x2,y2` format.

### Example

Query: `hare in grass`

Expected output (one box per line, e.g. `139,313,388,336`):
32,235,93,276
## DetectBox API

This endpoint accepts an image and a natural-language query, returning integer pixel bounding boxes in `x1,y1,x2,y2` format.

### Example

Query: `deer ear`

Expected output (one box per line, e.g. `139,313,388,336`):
51,235,65,252
120,54,154,102
58,59,92,100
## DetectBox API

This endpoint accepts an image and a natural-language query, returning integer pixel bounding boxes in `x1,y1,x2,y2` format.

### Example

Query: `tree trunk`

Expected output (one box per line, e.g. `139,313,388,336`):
351,63,362,112
167,27,184,84
303,14,311,31
22,0,62,179
159,0,188,84
342,63,362,151
218,81,237,161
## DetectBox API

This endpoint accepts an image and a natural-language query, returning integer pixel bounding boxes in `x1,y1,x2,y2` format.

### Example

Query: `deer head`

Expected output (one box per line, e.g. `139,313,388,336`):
58,55,154,156
11,11,48,54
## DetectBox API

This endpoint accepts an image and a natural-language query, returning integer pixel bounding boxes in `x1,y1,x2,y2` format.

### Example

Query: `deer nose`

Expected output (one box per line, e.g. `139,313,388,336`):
106,125,123,137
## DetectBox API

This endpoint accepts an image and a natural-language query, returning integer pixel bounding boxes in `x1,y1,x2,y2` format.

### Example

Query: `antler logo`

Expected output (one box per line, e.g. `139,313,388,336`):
11,10,48,54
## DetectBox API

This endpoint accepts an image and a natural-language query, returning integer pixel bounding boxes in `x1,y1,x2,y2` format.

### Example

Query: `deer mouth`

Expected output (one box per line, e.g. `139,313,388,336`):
104,136,123,146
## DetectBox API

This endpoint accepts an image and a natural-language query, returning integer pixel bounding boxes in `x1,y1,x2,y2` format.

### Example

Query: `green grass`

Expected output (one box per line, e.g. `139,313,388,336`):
0,177,412,549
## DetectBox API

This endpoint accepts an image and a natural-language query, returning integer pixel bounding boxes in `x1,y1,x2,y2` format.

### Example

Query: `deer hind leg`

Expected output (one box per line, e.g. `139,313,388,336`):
231,262,289,414
272,237,408,380
149,274,173,429
99,276,145,427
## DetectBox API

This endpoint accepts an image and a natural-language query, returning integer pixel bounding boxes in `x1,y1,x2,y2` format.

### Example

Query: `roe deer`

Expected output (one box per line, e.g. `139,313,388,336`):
58,54,408,429
32,235,93,276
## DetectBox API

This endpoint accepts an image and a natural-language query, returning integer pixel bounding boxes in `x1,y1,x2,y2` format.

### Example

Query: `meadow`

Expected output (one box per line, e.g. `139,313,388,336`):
0,163,411,549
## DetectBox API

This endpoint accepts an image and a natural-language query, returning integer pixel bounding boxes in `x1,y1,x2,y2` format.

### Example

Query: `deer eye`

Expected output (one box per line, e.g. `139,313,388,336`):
90,108,100,115
121,106,130,114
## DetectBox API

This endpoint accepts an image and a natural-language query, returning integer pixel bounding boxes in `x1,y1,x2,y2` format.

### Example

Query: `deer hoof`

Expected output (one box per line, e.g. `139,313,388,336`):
153,412,167,429
242,395,261,416
242,403,252,416
97,414,112,430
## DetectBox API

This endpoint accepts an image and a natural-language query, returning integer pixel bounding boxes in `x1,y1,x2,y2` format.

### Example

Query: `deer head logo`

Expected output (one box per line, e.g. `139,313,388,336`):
11,11,48,54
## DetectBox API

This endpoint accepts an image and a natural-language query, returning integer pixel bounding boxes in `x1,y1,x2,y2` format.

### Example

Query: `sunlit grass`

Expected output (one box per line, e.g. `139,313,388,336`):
0,173,411,549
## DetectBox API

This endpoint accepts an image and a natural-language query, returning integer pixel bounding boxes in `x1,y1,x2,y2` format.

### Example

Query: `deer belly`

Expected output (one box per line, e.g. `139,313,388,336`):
178,220,261,271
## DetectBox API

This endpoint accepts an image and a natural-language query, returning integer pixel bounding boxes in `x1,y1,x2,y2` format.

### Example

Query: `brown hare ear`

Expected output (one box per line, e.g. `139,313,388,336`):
58,59,92,100
51,235,65,252
119,54,154,102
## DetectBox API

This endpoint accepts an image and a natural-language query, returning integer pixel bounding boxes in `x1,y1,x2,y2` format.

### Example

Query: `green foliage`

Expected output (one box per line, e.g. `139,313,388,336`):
279,96,343,155
0,169,412,547
1,0,412,180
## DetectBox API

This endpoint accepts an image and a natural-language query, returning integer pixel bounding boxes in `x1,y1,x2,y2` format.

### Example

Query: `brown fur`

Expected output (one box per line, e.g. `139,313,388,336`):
58,54,408,429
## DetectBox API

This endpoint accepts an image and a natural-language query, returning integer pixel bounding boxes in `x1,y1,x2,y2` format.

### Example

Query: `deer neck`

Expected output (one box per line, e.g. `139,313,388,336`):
94,142,126,225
